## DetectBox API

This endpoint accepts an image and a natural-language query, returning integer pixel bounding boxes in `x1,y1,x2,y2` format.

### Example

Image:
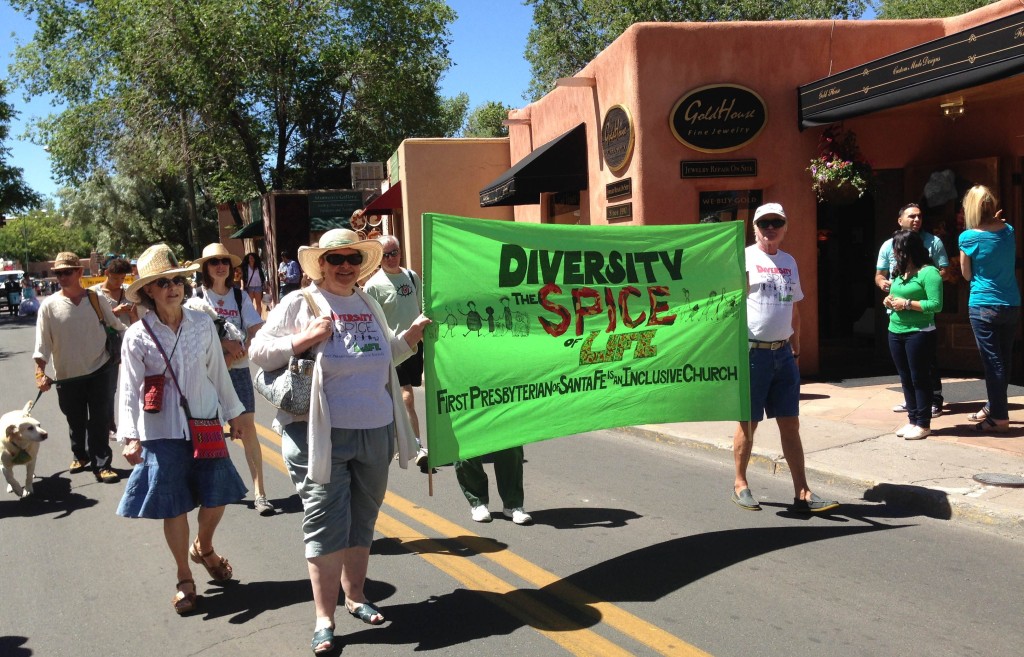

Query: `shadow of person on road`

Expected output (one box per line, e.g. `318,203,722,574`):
340,523,901,651
197,578,324,623
525,507,642,529
761,483,952,522
0,636,31,657
0,473,98,519
373,535,509,557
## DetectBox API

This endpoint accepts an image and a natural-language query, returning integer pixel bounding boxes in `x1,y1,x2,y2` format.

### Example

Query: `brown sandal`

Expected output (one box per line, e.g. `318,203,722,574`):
173,579,197,615
189,539,233,581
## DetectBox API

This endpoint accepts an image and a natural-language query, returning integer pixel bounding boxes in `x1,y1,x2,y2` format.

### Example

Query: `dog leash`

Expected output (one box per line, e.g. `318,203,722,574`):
25,389,43,416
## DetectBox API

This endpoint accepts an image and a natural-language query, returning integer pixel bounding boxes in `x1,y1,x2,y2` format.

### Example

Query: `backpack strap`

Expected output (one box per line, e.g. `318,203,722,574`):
87,290,110,329
233,287,245,332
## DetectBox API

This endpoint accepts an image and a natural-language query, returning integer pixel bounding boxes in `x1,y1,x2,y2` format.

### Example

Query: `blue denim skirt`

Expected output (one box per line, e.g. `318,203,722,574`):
117,438,247,519
229,368,256,414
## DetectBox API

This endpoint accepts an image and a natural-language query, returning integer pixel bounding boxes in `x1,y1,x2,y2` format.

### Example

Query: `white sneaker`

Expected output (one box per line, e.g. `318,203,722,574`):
414,447,429,468
503,507,533,525
892,403,907,412
903,426,931,440
470,504,492,523
895,423,915,437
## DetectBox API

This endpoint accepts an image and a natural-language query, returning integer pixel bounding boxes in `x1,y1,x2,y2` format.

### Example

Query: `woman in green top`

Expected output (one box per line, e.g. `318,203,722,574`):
884,230,944,440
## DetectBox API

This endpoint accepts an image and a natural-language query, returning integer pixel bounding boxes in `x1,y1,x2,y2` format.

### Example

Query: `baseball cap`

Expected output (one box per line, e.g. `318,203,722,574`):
753,203,787,224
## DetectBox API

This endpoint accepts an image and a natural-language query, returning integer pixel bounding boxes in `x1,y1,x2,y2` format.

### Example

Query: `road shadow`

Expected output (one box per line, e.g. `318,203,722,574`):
0,473,98,519
526,506,642,529
0,636,31,657
196,578,319,623
373,535,509,557
758,485,952,522
343,523,900,651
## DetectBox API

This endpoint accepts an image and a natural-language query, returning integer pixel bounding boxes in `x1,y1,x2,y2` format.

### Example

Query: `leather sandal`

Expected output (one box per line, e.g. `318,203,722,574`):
973,417,1009,433
173,579,197,615
311,626,335,654
968,406,991,422
189,539,233,581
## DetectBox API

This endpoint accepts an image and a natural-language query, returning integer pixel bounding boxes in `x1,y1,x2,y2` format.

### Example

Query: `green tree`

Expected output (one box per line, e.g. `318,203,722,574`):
9,0,464,200
874,0,995,19
523,0,869,100
0,79,41,221
464,101,511,137
0,204,92,263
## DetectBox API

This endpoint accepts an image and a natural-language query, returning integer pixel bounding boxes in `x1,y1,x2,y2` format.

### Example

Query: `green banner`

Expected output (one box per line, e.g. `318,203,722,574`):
423,214,750,467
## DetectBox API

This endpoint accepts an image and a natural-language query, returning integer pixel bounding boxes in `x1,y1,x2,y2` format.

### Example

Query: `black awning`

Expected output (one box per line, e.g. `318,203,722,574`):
363,181,402,215
230,218,264,239
480,123,588,207
798,10,1024,128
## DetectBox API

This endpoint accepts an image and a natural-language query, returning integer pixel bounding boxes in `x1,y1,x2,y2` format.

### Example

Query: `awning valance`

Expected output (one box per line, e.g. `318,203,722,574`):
480,123,588,207
798,11,1024,128
229,218,264,239
363,181,402,215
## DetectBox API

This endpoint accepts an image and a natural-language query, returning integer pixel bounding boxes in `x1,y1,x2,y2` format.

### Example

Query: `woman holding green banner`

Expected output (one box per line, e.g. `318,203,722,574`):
250,228,430,655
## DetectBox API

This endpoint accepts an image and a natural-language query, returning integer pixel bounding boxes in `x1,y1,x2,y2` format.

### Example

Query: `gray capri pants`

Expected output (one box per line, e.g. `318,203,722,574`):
281,421,396,558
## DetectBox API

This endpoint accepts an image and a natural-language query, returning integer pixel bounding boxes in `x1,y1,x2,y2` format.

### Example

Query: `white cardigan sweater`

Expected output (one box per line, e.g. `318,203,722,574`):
249,284,415,484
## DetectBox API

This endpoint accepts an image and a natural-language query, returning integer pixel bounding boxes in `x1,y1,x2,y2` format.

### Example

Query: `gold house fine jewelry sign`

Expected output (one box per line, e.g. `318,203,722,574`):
602,105,634,173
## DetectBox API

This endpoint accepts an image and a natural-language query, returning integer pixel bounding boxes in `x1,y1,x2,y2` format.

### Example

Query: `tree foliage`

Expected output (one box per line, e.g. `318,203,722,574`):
874,0,995,19
56,170,221,259
464,101,511,137
0,203,92,263
0,79,41,219
523,0,870,100
9,0,465,199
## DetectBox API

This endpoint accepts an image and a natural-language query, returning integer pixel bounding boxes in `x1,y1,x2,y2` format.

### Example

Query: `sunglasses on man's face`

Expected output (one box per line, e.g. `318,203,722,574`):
207,257,232,267
323,252,364,266
151,276,188,289
755,218,786,230
382,249,400,258
54,270,79,278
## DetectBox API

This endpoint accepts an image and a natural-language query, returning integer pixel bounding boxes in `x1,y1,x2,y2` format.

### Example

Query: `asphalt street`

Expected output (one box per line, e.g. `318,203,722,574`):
2,315,1022,657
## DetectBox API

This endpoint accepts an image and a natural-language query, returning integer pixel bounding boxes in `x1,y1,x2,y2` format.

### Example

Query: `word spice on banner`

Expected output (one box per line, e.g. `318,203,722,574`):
422,214,751,467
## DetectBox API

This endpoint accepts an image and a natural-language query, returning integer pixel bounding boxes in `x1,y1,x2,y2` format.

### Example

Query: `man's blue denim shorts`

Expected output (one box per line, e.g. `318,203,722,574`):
748,343,800,421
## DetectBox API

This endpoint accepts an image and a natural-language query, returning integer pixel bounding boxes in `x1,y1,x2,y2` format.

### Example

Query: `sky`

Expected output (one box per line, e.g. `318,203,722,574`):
0,0,537,201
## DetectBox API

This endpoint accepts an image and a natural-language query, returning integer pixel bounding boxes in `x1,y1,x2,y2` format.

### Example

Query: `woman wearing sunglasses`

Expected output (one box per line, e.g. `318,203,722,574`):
251,229,430,654
116,244,248,616
194,243,273,516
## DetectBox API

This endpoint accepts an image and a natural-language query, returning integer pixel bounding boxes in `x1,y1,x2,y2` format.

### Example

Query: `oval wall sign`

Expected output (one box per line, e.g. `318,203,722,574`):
601,105,634,173
669,84,767,153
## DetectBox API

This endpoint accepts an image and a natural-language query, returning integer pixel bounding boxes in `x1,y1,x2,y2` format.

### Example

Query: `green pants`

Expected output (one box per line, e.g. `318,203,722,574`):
454,446,524,508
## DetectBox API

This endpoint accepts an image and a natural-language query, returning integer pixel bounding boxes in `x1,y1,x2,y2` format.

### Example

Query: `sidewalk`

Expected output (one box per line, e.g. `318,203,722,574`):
627,376,1024,535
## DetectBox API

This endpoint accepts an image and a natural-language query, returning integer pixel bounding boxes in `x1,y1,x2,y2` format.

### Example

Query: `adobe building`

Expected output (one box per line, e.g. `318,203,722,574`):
384,1,1023,380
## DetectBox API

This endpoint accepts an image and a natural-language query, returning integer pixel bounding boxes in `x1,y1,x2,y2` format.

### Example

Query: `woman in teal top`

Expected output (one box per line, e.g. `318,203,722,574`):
884,230,943,440
959,185,1020,433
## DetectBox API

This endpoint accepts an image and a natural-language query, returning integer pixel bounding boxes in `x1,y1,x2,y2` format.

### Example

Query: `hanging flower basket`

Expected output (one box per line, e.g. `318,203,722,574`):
808,125,874,205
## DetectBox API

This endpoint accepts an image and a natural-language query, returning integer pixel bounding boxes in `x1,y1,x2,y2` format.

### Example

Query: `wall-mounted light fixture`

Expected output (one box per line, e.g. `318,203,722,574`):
940,98,965,121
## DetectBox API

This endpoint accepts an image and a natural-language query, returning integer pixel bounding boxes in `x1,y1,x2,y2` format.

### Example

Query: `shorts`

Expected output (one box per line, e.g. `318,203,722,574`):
246,285,263,295
229,368,256,414
116,439,247,519
281,422,395,558
396,342,423,387
748,343,800,421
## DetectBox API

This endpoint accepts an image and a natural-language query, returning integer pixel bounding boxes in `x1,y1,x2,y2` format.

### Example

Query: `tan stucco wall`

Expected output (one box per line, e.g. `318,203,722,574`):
397,138,514,272
505,0,1024,373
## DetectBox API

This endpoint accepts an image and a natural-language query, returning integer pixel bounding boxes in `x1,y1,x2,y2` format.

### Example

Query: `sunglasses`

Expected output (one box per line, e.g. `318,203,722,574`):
207,257,232,266
54,270,79,278
151,276,188,289
383,249,400,258
755,218,786,230
323,252,364,266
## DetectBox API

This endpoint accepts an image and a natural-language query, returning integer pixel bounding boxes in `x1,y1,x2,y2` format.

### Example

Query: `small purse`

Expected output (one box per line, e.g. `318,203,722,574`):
254,290,321,415
143,319,229,459
88,290,123,365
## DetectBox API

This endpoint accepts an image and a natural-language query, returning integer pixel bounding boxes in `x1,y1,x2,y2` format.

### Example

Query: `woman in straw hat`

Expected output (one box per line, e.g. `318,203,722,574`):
193,243,274,516
115,244,248,616
250,229,430,654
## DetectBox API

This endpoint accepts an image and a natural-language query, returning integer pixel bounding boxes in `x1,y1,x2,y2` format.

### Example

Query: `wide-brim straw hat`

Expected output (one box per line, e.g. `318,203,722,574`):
298,228,383,282
52,252,83,270
125,244,199,303
192,242,242,269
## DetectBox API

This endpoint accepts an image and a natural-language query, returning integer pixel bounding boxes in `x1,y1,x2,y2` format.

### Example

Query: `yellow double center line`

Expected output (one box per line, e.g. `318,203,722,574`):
248,421,712,657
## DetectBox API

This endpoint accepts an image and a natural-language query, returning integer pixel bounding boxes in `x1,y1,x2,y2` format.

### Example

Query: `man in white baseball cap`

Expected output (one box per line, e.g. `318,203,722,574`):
732,203,839,514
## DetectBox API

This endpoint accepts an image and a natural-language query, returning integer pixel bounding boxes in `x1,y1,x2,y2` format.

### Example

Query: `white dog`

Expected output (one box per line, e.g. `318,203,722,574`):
2,401,49,498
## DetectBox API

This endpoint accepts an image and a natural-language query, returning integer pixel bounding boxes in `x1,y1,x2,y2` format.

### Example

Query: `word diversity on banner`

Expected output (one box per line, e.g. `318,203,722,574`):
422,214,750,467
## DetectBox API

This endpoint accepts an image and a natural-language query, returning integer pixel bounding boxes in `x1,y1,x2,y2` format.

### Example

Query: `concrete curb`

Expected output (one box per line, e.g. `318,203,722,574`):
620,425,1024,537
